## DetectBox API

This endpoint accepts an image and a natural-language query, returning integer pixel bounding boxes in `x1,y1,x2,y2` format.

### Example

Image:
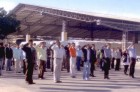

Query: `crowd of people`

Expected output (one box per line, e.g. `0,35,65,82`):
0,39,137,84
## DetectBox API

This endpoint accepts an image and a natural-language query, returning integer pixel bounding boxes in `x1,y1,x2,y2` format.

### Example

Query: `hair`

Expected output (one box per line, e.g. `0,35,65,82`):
29,39,33,43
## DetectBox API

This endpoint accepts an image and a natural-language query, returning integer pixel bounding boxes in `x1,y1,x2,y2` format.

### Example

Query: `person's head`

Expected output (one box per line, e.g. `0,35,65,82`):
33,43,36,47
28,39,33,47
68,43,70,46
77,45,81,49
16,44,20,48
56,40,60,47
86,44,90,49
106,43,111,49
40,42,44,48
71,43,75,47
131,44,135,49
0,43,3,47
61,45,64,48
91,44,95,49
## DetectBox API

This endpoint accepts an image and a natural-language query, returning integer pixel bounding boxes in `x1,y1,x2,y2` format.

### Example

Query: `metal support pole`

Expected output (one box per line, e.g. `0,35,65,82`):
122,31,128,51
61,20,67,41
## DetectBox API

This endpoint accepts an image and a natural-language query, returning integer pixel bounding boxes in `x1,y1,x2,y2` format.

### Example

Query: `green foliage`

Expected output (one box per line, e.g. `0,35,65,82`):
0,8,20,39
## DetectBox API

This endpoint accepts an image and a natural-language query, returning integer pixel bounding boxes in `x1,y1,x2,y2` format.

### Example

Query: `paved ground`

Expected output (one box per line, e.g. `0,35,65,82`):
1,63,140,92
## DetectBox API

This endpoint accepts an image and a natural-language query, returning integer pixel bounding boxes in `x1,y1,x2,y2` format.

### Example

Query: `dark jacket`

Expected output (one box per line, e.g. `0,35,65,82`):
64,46,70,57
5,47,13,59
22,45,35,63
0,47,5,58
82,48,96,63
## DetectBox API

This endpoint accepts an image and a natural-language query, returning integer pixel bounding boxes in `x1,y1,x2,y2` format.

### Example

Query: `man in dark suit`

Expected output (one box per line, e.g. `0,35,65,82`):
5,43,13,71
0,43,5,76
64,43,70,73
90,44,96,77
22,40,36,84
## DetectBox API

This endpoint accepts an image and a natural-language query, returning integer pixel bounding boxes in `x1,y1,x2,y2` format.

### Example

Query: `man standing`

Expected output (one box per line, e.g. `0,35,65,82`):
36,42,47,79
111,48,116,69
69,43,77,78
51,40,65,83
13,44,23,73
82,44,92,80
76,45,83,71
90,44,96,77
127,44,137,78
5,43,13,71
22,40,36,84
0,43,5,76
115,47,122,71
64,43,70,73
103,43,111,79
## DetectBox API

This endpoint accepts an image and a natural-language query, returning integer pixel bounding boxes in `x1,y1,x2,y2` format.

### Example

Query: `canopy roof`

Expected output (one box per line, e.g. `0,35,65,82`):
9,3,140,41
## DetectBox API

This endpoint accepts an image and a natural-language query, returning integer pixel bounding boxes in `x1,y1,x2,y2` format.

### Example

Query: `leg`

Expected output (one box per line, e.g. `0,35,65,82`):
131,58,136,78
53,58,59,82
111,58,115,69
27,62,34,84
115,59,119,71
15,60,18,73
23,60,26,74
76,57,81,71
72,57,76,77
42,61,45,78
66,56,70,72
38,60,42,78
90,61,95,76
0,59,2,75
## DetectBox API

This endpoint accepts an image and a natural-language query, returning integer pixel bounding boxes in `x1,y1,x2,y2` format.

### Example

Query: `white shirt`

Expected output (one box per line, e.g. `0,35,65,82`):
13,48,23,60
115,50,121,59
111,50,116,58
128,48,136,58
51,45,65,59
87,49,90,61
22,51,26,60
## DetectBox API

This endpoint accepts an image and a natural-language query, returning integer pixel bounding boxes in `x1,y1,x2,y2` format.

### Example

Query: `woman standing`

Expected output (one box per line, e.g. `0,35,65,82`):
122,50,130,75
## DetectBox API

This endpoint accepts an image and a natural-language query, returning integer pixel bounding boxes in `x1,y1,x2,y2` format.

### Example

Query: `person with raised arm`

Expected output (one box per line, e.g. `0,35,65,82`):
127,44,137,78
50,40,65,83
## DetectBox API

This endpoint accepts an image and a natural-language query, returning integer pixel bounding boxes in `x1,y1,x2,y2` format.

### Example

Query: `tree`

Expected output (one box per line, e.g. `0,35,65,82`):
0,8,20,39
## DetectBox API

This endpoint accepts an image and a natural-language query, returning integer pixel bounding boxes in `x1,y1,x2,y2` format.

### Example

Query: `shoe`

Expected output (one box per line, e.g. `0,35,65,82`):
84,78,89,81
124,73,128,75
90,74,96,77
107,77,110,79
28,82,36,85
71,76,76,78
132,75,135,78
55,81,62,83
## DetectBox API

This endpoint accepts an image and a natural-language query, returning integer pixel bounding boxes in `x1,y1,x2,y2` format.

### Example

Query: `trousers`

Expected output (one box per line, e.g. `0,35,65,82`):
15,59,22,73
0,58,3,75
38,60,46,78
70,57,76,77
53,58,63,82
83,61,91,80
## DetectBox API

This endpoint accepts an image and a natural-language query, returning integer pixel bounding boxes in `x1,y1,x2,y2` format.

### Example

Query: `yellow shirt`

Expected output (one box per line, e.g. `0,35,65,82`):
36,46,47,61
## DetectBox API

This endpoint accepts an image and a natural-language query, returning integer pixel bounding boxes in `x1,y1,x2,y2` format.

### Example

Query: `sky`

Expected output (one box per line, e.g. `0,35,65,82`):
0,0,140,18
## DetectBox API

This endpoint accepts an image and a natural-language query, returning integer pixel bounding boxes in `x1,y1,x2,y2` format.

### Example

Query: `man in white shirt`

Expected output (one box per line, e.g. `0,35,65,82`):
51,40,65,83
36,42,47,79
115,47,122,71
127,44,137,78
13,44,23,73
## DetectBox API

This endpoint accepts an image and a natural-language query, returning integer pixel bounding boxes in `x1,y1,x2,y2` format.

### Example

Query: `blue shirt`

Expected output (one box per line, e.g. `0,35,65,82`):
76,49,83,57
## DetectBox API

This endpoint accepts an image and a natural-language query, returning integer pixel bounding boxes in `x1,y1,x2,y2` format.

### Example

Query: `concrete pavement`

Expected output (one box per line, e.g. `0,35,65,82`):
1,63,140,92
